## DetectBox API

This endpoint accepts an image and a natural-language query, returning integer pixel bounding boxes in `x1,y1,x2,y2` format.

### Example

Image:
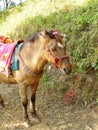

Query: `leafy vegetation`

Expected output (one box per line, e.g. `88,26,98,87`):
0,0,98,103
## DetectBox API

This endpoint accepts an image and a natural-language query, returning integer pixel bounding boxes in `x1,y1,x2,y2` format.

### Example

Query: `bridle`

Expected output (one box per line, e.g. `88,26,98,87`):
45,29,69,68
46,46,69,68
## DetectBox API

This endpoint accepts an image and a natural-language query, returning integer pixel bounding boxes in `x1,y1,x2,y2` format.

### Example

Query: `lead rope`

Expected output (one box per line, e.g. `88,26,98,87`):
64,66,93,104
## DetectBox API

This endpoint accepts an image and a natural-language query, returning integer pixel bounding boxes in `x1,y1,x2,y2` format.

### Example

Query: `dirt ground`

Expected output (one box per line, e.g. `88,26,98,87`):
0,80,98,130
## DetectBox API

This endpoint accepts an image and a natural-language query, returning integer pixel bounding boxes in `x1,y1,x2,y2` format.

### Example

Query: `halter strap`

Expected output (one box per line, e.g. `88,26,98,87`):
46,46,69,67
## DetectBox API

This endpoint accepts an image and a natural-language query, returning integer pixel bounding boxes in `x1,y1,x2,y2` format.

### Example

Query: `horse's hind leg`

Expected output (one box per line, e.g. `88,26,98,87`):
19,84,31,128
30,82,41,123
0,94,5,109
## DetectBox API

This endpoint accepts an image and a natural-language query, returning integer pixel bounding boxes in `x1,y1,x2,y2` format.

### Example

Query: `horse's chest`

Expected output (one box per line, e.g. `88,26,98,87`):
23,77,37,85
12,69,42,86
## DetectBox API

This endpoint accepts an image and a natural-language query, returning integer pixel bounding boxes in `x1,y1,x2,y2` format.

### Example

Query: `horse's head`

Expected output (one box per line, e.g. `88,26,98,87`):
41,30,72,75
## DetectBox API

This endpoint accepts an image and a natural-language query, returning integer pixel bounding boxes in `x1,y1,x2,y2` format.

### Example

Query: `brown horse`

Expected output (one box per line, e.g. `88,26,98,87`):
0,30,72,127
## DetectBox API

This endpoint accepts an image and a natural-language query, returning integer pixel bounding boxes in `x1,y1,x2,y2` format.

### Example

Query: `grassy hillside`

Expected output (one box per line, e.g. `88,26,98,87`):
0,0,98,103
0,0,98,73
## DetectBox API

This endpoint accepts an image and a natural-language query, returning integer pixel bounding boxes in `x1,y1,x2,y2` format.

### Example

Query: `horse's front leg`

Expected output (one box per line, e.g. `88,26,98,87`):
19,83,31,128
0,94,5,109
30,82,41,123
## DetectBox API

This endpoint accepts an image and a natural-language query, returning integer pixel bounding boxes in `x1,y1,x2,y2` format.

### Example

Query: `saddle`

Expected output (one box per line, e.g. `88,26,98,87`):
0,35,24,77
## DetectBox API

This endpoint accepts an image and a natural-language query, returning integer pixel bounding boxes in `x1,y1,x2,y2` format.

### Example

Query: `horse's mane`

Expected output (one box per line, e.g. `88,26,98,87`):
26,33,40,43
26,30,56,43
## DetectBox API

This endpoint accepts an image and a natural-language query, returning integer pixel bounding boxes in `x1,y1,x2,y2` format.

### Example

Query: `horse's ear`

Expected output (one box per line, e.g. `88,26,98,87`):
45,30,55,39
45,30,66,39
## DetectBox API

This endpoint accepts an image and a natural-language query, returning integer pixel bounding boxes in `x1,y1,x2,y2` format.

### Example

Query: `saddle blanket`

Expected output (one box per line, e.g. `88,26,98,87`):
0,43,17,77
11,43,23,71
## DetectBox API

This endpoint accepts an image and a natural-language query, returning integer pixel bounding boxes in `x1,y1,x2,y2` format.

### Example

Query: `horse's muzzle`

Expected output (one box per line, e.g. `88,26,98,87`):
64,68,72,74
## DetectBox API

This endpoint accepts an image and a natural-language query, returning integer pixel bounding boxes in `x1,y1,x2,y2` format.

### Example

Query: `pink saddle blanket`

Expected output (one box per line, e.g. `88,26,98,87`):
0,42,17,77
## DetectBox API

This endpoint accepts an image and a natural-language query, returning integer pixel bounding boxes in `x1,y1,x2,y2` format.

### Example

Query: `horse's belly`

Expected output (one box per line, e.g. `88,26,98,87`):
0,73,17,84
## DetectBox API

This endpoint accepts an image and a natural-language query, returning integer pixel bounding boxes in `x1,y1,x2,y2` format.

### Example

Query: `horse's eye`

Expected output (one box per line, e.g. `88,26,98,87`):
51,47,57,52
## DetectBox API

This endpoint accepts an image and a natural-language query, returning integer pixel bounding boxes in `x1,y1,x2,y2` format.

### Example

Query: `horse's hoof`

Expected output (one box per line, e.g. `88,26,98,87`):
24,120,31,128
31,112,41,123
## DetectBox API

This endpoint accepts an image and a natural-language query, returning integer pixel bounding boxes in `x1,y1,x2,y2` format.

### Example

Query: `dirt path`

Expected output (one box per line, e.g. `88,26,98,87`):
0,83,98,130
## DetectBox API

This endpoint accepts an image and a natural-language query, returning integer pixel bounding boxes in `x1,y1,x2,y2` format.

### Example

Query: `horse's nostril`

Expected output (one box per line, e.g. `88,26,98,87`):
61,68,68,74
64,68,68,74
63,68,66,72
63,68,71,74
63,68,65,72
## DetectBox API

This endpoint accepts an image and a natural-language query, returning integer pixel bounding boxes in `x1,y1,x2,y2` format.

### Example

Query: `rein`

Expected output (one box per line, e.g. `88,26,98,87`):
16,54,43,77
46,46,69,67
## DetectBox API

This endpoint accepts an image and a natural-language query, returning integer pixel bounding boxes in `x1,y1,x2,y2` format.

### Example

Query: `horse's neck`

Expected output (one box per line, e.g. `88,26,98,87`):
21,42,47,74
